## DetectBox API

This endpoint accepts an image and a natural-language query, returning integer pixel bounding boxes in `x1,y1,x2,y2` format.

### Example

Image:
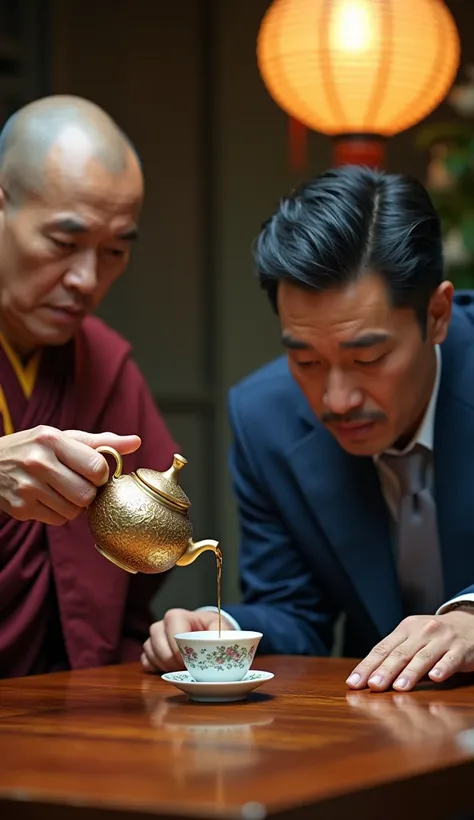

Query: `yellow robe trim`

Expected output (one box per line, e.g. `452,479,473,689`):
0,332,42,435
0,385,13,435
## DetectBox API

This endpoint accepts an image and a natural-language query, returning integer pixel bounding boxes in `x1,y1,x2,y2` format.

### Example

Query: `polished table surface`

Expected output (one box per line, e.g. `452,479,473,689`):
1,656,474,820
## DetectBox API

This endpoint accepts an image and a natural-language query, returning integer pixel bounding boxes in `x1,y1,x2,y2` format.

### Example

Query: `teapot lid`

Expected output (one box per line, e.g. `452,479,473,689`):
136,454,191,512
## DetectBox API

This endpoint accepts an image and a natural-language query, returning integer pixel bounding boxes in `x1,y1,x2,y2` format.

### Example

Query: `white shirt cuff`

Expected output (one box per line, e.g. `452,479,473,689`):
436,593,474,615
197,606,241,631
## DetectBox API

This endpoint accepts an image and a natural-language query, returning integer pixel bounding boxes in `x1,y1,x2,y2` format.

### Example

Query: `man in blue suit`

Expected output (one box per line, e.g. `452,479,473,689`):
144,165,474,693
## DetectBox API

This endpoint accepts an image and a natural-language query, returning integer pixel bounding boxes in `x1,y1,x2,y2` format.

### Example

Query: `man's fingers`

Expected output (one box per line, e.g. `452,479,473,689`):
141,651,156,674
163,609,196,667
149,621,184,672
347,615,474,692
428,643,467,683
208,616,234,633
142,640,162,672
144,610,236,677
348,619,457,692
366,620,443,691
389,634,455,691
365,639,427,691
346,626,409,688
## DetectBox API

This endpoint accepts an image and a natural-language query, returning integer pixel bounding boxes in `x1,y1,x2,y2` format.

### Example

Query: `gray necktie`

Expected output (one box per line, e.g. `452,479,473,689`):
380,445,444,615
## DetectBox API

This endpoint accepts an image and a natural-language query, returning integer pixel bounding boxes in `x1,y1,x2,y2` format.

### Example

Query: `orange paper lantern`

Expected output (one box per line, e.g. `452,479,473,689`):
257,0,461,169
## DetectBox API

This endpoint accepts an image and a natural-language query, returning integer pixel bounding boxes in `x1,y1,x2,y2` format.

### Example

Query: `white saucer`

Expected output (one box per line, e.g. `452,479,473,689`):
161,670,274,703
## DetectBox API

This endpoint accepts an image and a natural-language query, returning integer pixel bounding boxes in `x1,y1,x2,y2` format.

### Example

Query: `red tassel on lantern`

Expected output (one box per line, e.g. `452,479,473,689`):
288,117,307,172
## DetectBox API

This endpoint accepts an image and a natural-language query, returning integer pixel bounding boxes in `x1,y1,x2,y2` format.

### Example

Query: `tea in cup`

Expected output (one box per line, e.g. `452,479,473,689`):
174,630,262,682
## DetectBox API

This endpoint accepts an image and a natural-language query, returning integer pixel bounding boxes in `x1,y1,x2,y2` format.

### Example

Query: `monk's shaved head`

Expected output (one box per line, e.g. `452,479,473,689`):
0,95,141,205
0,95,143,355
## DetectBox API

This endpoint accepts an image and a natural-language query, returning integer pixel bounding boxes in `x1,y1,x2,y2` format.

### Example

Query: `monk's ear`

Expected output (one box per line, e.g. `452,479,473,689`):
0,185,7,214
0,186,10,229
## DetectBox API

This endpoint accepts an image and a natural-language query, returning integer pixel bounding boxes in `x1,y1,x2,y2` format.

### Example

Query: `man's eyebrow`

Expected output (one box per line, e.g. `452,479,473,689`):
281,332,311,350
118,227,139,241
339,332,391,349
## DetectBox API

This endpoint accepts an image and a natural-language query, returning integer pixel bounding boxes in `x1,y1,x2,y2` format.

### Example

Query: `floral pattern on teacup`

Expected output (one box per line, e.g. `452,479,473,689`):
181,643,257,672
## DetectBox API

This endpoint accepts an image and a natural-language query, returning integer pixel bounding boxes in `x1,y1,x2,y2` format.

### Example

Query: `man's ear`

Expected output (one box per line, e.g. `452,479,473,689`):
428,281,454,345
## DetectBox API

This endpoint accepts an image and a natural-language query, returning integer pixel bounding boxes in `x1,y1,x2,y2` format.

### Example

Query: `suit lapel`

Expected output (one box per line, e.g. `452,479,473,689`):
435,318,474,599
287,399,403,639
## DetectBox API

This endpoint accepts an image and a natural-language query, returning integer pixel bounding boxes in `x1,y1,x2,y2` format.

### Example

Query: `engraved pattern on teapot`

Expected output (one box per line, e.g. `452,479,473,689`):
87,448,218,575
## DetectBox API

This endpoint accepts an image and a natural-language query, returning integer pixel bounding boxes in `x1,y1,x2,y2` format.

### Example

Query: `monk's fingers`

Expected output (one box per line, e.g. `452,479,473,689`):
45,466,98,508
21,439,99,507
9,478,84,523
89,431,141,455
38,428,112,487
0,482,69,527
12,456,97,511
32,500,69,527
42,480,92,519
65,430,141,456
17,425,108,488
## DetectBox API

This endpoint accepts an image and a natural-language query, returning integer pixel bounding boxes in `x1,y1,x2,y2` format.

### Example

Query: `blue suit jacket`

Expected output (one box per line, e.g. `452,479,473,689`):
224,293,474,658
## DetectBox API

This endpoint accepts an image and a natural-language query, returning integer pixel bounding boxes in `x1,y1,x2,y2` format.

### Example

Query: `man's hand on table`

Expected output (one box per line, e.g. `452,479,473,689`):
346,611,474,692
0,425,141,526
141,608,235,673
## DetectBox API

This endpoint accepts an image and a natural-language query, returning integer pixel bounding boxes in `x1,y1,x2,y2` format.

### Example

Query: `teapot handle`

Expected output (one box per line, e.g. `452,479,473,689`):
96,446,123,479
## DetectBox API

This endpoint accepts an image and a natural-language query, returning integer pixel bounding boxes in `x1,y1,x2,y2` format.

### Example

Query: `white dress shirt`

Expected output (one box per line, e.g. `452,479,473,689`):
201,344,474,631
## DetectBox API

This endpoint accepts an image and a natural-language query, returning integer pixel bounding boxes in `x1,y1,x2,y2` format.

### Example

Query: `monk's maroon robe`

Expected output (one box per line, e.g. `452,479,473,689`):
0,316,178,678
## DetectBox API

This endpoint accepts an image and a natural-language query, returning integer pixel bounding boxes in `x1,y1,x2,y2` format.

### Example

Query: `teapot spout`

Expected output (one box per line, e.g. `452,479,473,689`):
176,539,219,567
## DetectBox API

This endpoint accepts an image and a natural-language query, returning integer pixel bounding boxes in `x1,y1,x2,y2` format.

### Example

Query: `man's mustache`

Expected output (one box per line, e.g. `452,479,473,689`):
322,409,387,424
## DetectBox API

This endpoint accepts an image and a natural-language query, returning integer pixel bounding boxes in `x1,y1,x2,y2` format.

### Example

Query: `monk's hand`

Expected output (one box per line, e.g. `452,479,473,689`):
141,608,235,673
64,429,141,460
346,611,474,692
0,425,141,526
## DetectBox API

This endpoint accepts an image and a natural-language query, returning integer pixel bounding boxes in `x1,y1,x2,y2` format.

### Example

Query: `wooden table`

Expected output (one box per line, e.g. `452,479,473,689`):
1,657,474,820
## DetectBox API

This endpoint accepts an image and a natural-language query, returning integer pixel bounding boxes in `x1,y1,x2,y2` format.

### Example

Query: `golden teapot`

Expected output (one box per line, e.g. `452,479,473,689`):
87,447,219,574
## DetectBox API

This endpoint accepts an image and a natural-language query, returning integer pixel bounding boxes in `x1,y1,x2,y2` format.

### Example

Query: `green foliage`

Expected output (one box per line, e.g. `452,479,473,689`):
416,120,474,287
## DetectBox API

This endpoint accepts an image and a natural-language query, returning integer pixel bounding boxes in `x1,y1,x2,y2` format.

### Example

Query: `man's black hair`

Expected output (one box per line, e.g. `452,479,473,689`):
254,164,443,331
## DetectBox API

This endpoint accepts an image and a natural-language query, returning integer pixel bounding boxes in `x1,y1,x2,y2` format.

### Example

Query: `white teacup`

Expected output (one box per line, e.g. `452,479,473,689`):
174,630,262,682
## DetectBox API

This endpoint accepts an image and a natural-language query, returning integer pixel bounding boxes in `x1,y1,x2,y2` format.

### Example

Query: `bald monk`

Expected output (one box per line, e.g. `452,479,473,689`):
0,95,178,678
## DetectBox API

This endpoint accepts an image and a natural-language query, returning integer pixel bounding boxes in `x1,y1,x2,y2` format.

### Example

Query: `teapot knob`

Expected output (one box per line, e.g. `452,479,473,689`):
162,454,188,484
96,446,123,479
172,454,187,471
